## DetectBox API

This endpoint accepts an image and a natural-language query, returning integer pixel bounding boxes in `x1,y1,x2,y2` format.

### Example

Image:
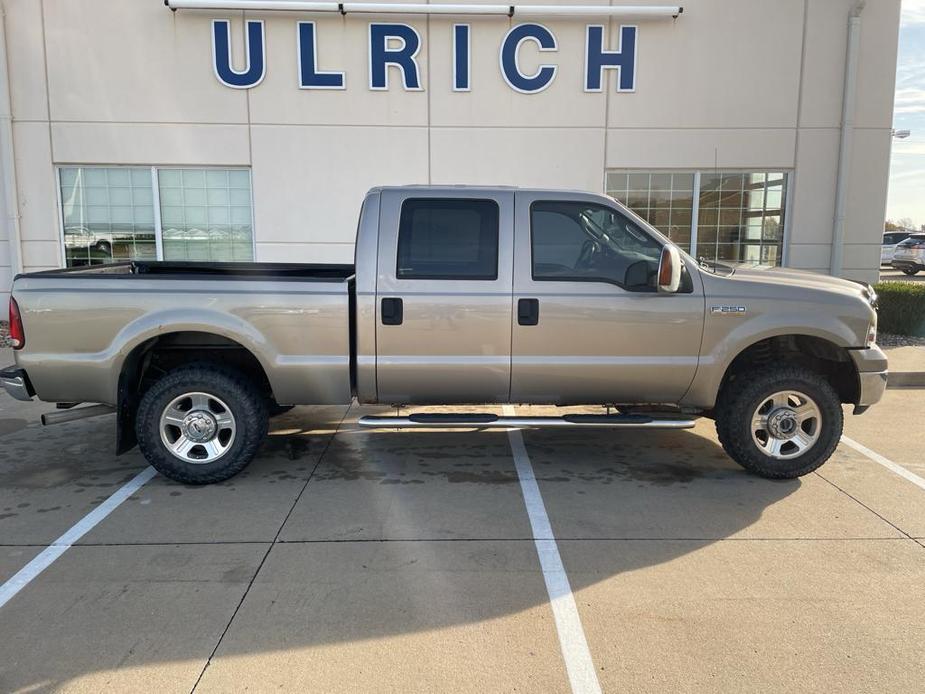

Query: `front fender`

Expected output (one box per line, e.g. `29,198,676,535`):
681,312,859,410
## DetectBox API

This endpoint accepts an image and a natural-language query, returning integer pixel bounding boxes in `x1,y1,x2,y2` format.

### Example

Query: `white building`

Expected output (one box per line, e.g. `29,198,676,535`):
0,0,902,318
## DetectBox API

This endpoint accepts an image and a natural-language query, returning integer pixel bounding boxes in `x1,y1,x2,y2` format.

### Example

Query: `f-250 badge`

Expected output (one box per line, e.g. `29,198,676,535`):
710,305,748,315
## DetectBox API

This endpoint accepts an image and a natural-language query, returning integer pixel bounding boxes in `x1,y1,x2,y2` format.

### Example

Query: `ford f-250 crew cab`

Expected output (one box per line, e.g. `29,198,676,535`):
1,186,887,484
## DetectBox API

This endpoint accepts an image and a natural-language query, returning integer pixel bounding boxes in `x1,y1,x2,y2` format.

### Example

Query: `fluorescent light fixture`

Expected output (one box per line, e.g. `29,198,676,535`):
164,1,683,19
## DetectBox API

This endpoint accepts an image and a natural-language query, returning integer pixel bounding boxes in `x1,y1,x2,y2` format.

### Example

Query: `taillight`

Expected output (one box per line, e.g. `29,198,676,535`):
8,296,24,350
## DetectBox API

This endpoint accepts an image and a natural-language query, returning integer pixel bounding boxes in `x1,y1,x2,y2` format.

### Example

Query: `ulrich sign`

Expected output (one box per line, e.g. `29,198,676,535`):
211,20,637,93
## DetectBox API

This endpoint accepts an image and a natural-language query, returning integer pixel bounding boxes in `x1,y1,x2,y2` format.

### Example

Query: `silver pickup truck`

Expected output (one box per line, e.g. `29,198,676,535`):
2,186,886,484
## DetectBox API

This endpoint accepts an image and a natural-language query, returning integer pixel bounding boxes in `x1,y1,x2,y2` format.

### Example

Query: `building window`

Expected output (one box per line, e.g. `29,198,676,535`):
58,166,254,267
60,167,157,266
606,170,789,266
396,198,499,280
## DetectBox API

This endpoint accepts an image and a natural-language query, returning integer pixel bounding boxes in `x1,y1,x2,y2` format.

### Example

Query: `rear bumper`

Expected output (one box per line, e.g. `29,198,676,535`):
0,366,35,402
849,346,888,410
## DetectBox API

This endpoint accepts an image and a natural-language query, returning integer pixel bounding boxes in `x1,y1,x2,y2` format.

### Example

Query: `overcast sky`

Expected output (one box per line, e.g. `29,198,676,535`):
886,0,925,225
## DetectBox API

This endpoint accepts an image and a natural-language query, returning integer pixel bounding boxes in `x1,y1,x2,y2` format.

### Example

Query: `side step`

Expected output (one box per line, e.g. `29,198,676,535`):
357,412,696,429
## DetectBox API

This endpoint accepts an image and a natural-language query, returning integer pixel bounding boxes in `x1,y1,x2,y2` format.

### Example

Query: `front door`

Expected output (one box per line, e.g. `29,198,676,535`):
510,191,705,405
375,189,514,404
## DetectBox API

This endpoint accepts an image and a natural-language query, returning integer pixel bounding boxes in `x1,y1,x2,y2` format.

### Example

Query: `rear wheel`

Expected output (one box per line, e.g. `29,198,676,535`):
902,267,920,276
136,363,268,484
715,367,843,479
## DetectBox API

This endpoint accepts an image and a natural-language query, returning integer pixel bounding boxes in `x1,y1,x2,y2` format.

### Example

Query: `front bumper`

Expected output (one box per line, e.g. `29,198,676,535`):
849,346,888,411
0,366,34,402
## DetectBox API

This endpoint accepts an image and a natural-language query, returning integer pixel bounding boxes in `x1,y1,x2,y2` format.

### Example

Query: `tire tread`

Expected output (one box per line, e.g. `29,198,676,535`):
715,366,843,479
135,362,268,484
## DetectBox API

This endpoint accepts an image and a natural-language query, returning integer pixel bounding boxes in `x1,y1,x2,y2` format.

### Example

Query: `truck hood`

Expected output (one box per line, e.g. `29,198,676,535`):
726,264,873,301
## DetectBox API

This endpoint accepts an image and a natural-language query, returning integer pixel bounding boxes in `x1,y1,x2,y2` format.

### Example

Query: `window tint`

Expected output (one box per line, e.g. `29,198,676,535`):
397,199,499,280
531,201,662,290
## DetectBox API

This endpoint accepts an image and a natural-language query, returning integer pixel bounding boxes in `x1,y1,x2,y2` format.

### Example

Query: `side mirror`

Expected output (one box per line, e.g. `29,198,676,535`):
657,245,682,293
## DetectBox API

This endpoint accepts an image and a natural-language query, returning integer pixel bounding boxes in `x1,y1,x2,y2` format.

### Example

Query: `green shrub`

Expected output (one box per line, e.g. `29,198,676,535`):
874,281,925,337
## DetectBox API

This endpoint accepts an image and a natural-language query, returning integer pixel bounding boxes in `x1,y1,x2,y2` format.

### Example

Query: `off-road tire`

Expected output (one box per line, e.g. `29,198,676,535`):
136,363,268,484
715,366,843,479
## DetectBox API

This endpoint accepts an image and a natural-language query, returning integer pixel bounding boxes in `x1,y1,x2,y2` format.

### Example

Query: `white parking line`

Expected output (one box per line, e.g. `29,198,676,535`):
502,406,602,694
841,435,925,491
0,466,157,610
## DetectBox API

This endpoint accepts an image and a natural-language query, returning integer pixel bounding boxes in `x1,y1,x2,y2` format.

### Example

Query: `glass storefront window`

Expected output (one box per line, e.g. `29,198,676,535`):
606,171,694,253
58,166,254,267
606,169,789,267
60,167,157,267
158,169,254,262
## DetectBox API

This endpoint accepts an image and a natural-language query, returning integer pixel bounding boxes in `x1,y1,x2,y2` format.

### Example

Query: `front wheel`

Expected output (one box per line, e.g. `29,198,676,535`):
902,268,920,276
715,367,843,479
136,363,268,484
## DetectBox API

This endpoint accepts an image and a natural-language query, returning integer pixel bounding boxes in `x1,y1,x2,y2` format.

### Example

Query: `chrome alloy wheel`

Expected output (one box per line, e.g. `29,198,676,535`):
750,390,822,460
159,392,236,464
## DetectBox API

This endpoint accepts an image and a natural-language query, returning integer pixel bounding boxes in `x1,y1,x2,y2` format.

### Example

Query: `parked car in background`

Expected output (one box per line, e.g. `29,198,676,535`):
891,233,925,276
882,231,912,265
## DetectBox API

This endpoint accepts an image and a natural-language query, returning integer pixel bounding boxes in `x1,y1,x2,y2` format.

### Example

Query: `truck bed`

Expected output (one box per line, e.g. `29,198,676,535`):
11,261,355,407
19,261,356,282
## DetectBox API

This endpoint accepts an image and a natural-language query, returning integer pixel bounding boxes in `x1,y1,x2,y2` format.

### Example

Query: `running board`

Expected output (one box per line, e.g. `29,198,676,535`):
357,413,696,429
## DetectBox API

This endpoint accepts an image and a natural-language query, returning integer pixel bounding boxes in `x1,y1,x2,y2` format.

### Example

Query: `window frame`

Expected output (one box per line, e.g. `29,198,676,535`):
395,197,501,281
55,164,257,267
604,168,792,267
528,199,666,292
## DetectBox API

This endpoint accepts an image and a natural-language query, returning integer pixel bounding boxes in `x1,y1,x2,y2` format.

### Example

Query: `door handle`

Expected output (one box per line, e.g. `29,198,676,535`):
381,297,403,325
518,298,539,326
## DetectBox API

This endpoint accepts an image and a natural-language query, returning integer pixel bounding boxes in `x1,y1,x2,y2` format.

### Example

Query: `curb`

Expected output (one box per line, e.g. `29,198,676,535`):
888,372,925,388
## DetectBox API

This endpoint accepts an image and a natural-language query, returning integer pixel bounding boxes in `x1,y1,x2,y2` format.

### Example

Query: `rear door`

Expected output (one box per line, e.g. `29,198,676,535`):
375,189,514,404
510,191,705,405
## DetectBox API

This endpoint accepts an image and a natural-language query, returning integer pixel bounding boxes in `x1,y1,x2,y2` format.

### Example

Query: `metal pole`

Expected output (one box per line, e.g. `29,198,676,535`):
0,5,23,284
830,2,865,276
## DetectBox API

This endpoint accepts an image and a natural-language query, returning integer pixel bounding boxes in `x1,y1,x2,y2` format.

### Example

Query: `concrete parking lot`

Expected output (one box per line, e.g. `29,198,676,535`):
1,349,924,692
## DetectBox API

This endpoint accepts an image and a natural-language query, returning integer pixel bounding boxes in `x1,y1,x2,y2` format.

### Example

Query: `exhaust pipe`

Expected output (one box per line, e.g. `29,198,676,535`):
41,404,115,426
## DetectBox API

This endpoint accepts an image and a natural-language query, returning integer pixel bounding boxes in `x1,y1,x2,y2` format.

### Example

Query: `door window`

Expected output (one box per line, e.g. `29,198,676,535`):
396,198,499,280
530,201,662,291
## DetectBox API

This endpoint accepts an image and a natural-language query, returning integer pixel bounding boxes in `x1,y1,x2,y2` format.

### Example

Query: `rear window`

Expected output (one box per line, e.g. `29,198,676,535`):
396,198,499,280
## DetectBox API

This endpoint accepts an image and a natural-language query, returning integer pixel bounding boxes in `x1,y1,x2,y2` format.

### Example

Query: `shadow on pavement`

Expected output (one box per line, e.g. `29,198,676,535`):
0,406,801,691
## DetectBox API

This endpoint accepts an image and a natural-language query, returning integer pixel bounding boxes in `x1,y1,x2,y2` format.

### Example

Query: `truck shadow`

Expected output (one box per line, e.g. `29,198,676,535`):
0,405,802,690
197,408,801,666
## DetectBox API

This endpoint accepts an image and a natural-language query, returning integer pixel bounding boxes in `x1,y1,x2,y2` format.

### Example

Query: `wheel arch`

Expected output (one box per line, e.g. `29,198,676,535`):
115,329,274,454
710,334,859,414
